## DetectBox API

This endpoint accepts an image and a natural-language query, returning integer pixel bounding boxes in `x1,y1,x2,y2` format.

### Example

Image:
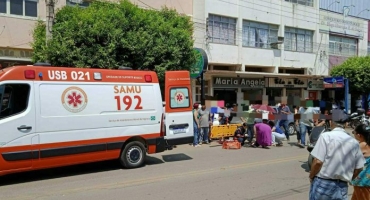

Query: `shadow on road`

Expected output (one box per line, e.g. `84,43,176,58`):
0,160,121,186
0,153,193,185
300,161,310,172
162,153,192,162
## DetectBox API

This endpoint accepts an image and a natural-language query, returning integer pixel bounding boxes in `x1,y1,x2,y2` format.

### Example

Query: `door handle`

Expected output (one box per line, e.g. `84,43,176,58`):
17,125,32,131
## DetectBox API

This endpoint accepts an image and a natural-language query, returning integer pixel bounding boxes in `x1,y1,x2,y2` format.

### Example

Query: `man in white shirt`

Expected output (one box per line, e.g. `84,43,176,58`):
309,116,365,200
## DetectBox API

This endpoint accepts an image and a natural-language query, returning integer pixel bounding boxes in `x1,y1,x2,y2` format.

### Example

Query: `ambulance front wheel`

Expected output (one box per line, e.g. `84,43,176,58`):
120,141,146,169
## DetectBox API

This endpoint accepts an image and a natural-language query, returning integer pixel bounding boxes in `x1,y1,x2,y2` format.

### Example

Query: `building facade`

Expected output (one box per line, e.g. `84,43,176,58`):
192,0,369,110
0,0,191,68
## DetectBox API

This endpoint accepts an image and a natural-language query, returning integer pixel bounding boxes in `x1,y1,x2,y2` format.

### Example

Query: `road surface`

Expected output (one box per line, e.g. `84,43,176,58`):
0,131,355,200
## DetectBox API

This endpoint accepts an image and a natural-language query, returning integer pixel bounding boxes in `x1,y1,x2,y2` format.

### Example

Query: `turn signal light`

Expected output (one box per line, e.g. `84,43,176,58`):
144,75,152,82
24,70,35,79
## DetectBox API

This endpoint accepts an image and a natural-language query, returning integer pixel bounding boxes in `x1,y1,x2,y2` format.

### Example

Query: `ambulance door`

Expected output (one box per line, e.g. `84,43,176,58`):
164,71,194,145
0,81,36,171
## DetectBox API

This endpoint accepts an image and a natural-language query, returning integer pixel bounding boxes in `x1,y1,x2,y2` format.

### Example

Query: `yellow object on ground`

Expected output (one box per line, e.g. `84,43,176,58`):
210,124,241,139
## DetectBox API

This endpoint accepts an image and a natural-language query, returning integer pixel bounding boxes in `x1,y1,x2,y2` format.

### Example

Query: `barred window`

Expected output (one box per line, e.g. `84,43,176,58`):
329,35,357,57
285,0,313,7
208,14,237,45
242,21,278,49
284,27,313,53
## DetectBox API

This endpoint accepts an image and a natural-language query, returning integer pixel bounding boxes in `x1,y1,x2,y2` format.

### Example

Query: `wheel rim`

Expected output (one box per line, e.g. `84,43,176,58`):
126,146,143,164
289,126,295,135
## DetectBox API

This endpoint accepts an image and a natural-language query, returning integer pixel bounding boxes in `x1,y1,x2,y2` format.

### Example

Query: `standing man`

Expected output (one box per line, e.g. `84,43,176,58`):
199,105,211,144
192,103,200,147
279,104,291,141
309,116,365,200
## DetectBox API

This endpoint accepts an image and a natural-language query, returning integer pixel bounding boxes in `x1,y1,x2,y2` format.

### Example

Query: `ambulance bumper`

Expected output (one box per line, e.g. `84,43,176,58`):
147,137,166,153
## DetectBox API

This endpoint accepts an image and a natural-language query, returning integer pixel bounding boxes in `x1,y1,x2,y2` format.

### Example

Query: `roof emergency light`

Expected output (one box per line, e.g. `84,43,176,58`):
24,70,35,79
94,72,102,80
144,75,152,82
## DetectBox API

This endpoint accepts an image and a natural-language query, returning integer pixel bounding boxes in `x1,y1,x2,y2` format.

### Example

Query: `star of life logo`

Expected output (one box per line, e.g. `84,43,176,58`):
174,91,185,104
61,86,88,113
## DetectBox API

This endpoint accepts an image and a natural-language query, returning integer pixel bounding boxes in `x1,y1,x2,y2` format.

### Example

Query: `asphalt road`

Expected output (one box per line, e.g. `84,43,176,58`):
0,130,355,200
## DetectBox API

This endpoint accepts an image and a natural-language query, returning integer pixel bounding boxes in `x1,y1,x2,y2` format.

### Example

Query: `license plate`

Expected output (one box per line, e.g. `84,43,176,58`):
173,129,186,134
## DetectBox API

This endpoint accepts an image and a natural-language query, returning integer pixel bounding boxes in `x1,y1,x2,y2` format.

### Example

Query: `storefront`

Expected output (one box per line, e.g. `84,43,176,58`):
0,47,33,68
267,77,308,106
212,77,266,107
307,79,324,100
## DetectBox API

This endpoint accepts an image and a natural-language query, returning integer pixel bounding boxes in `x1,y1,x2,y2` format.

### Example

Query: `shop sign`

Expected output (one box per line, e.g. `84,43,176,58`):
267,78,307,88
190,48,208,79
319,10,363,38
0,47,33,59
307,79,324,91
323,76,344,88
213,77,265,88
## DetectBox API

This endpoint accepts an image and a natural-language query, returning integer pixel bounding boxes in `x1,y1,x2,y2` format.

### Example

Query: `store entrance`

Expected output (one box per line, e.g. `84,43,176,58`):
214,89,237,107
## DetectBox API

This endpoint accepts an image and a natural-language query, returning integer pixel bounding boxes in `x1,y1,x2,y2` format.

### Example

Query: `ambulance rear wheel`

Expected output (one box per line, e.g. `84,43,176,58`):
120,141,146,169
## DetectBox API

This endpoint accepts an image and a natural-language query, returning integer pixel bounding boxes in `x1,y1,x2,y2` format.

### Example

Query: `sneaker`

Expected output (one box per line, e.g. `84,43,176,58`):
193,144,200,147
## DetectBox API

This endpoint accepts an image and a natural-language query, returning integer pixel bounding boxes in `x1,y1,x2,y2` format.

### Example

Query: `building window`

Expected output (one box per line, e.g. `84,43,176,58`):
284,27,313,53
329,35,357,57
207,14,237,45
242,21,278,49
67,0,90,7
1,0,37,17
368,42,370,55
284,0,313,7
0,0,6,13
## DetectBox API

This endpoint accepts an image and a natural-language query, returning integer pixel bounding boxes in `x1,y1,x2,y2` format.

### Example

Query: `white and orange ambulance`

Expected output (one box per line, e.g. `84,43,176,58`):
0,63,194,176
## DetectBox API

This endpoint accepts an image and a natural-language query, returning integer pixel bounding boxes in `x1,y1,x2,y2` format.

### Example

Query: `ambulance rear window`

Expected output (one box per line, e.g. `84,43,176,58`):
169,88,190,109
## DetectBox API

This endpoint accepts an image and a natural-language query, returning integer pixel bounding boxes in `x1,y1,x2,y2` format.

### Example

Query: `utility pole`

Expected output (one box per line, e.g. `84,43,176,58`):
45,0,55,45
45,0,55,63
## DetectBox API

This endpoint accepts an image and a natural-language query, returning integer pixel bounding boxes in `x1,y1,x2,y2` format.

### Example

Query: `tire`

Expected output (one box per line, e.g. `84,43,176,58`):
288,123,295,135
119,141,146,169
307,154,313,171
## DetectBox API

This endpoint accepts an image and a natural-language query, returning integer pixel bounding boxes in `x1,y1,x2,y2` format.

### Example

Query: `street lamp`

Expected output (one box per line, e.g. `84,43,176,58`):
357,9,370,17
327,0,340,10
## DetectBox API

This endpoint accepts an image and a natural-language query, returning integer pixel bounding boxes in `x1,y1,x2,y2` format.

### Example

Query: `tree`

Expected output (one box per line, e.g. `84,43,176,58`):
330,56,370,95
31,0,196,82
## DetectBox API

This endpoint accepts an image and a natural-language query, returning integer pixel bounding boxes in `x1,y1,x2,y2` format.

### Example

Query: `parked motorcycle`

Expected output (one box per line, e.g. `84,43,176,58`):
306,108,363,171
349,109,368,128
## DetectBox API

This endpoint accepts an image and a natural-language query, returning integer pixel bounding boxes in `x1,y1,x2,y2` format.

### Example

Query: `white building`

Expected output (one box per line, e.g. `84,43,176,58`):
192,0,369,109
0,0,191,67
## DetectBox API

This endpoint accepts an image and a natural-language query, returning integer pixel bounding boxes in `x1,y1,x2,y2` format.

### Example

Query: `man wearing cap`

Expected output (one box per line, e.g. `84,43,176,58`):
309,112,365,200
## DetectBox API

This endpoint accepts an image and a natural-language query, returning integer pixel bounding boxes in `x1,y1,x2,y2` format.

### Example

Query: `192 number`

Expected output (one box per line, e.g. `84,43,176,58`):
114,95,143,110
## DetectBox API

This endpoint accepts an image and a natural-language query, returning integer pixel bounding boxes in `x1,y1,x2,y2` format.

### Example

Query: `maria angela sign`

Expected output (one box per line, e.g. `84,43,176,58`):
213,77,265,88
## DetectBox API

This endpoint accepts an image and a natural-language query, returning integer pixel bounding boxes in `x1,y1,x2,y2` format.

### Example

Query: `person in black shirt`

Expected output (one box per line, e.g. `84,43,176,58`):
235,123,247,146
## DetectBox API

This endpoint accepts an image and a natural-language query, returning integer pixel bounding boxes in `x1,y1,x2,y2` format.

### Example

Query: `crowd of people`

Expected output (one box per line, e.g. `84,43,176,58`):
192,101,370,199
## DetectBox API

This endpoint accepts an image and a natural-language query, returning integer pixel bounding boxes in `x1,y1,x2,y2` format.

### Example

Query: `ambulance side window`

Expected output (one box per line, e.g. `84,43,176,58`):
0,84,30,120
169,87,190,108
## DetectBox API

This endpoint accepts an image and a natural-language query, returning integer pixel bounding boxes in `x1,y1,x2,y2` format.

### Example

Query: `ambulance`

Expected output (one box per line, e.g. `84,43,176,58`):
0,63,194,176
